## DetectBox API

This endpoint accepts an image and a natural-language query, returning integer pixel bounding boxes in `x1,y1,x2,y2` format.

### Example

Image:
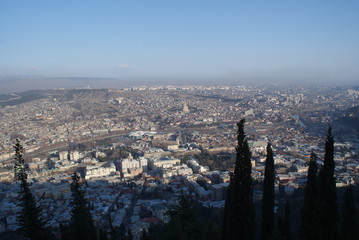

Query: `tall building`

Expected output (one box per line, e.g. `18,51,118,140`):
59,151,68,161
139,157,148,171
182,102,190,113
120,155,147,175
69,151,79,161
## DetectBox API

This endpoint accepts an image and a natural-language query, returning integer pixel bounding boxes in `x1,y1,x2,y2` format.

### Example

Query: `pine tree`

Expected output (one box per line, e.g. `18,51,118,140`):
318,127,338,240
341,185,358,240
69,171,97,240
261,143,275,240
14,139,49,240
222,119,255,240
299,153,319,240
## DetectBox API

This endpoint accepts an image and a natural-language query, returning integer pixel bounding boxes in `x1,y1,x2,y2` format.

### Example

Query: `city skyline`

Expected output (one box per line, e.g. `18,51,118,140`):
1,0,359,84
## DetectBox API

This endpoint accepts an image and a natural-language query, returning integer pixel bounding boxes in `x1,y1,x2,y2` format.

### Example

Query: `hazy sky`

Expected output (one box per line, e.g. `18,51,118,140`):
1,0,358,83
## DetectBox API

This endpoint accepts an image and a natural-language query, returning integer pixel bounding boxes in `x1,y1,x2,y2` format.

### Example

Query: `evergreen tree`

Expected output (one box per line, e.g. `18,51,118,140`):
126,228,133,240
167,193,201,240
14,139,49,240
222,179,233,239
99,229,108,240
60,223,71,240
147,193,203,240
202,221,221,240
283,200,291,240
261,143,275,240
222,119,255,240
69,171,97,240
119,223,127,240
318,127,338,240
299,153,319,240
141,230,150,240
341,185,358,240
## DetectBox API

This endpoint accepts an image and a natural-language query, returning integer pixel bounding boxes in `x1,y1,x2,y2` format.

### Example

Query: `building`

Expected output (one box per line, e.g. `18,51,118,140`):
182,102,190,113
148,157,181,170
209,183,229,201
85,162,117,179
121,156,140,174
69,151,79,161
138,157,148,171
59,151,68,161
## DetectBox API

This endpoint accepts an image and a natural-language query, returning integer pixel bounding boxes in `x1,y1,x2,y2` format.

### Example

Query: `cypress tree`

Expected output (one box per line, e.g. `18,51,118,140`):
126,228,133,240
99,229,108,240
261,143,275,240
60,223,71,240
299,153,319,240
283,200,291,240
141,230,150,240
341,185,358,240
14,139,49,240
222,179,233,239
222,119,255,240
161,193,201,240
119,223,127,240
318,127,338,240
69,171,97,240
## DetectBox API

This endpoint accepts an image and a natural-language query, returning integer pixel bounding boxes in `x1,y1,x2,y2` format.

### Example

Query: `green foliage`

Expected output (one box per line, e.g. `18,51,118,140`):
299,153,319,240
278,200,291,240
99,146,139,162
341,185,358,240
194,151,233,171
318,127,339,240
222,119,255,240
141,230,150,240
60,223,71,240
126,228,133,240
98,229,108,240
162,194,201,240
149,194,222,240
14,139,26,182
14,139,49,240
283,200,291,240
261,143,275,240
68,172,97,240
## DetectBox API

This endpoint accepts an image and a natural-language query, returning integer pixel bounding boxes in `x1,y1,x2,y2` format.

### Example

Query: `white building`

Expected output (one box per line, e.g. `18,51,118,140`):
69,151,79,161
138,157,148,171
162,164,193,178
148,157,181,170
187,160,208,173
121,157,140,174
85,162,117,178
59,151,68,160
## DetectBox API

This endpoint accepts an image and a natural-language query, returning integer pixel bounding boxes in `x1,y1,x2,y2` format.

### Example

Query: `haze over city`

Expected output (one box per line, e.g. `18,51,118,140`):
1,0,359,93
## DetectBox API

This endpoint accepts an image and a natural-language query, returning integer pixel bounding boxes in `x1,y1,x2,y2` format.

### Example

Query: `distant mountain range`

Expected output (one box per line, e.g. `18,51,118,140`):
0,75,217,94
2,76,358,94
0,76,142,94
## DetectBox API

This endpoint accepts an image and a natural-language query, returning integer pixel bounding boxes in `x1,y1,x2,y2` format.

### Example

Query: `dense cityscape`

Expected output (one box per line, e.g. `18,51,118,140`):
0,85,358,239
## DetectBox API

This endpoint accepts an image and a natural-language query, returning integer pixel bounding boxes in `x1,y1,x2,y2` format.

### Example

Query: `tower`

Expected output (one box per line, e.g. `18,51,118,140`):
182,102,190,113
